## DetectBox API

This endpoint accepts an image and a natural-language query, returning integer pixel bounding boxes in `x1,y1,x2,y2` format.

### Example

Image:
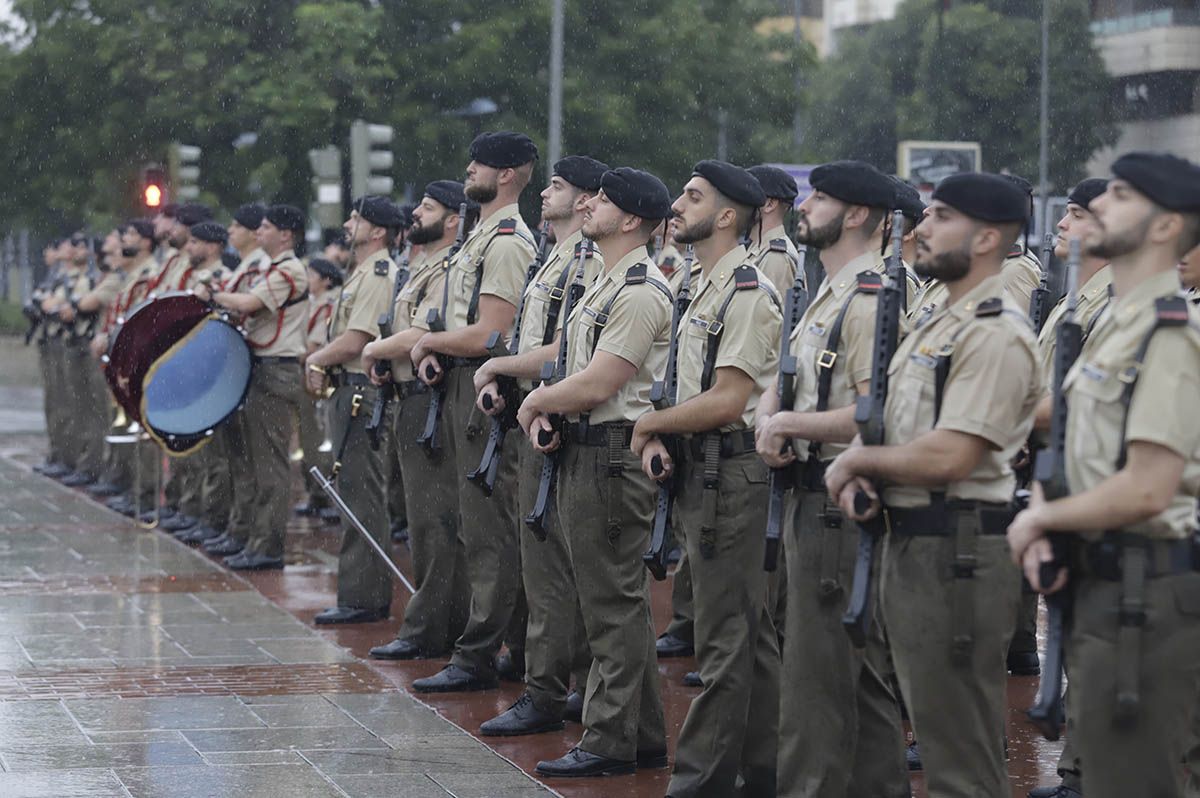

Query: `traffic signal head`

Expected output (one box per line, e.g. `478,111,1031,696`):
170,143,202,200
142,165,167,210
349,120,394,198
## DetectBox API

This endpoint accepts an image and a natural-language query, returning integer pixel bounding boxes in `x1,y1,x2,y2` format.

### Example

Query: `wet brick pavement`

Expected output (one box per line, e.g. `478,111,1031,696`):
0,400,1069,798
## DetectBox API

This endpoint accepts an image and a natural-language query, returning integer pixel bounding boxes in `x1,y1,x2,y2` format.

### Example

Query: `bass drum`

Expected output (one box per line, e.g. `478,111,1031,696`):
105,291,251,456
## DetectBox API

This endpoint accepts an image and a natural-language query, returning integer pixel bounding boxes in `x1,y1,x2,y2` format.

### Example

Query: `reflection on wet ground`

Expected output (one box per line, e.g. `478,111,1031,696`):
0,437,1065,797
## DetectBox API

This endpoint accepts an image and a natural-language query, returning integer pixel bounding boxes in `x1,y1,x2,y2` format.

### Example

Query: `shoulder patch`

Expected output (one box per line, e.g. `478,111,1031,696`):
496,219,518,235
856,271,883,292
768,238,788,253
733,264,759,290
373,259,389,277
625,263,649,285
975,297,1004,317
1155,295,1189,326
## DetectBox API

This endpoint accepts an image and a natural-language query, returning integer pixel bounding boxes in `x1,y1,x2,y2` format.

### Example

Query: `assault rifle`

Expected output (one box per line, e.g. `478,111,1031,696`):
642,245,696,580
365,242,412,450
763,245,810,571
524,239,593,541
842,210,906,647
417,203,469,456
1028,234,1055,335
469,223,552,494
1026,238,1081,741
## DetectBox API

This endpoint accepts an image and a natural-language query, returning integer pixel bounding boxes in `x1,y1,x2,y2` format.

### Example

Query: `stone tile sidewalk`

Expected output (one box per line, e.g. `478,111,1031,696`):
0,455,555,798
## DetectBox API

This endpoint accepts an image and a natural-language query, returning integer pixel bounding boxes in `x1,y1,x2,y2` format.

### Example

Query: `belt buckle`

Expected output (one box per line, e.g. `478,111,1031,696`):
817,349,838,370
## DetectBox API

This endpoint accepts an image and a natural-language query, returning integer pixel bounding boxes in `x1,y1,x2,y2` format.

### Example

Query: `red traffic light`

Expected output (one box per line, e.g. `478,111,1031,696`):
144,184,163,208
141,165,167,210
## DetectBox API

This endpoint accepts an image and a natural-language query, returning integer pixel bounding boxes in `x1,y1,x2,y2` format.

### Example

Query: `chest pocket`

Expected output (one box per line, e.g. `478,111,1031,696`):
336,288,356,332
1064,362,1124,470
793,322,827,404
886,350,938,446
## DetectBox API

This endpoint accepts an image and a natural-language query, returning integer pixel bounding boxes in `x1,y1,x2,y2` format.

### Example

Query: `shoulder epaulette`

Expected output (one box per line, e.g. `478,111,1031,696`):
625,263,649,285
856,271,883,293
733,264,759,290
975,297,1004,317
373,259,390,277
1155,295,1189,325
768,238,788,254
496,219,518,235
1007,244,1024,258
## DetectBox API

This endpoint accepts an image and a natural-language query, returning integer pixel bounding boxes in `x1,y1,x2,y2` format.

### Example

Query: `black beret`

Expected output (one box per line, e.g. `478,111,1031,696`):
264,204,306,234
307,257,343,286
469,131,539,169
220,251,240,271
890,176,927,222
1067,178,1109,210
600,167,673,220
233,203,266,230
931,172,1030,223
425,180,473,212
747,165,799,203
692,160,766,208
353,195,405,228
175,203,214,227
1001,174,1034,197
189,221,228,244
1111,151,1200,212
554,155,609,192
396,204,415,230
126,219,156,241
809,160,895,209
159,203,179,219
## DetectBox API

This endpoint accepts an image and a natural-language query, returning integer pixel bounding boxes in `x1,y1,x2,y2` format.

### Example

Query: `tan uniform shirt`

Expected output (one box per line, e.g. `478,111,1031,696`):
748,225,801,294
517,228,603,390
396,245,452,382
306,292,336,352
242,249,308,358
328,249,397,373
156,247,193,292
788,251,882,462
882,273,1043,508
93,270,127,334
563,247,673,425
225,248,268,293
446,204,536,332
1036,265,1112,386
59,267,94,338
675,246,781,431
1064,269,1200,540
115,257,159,321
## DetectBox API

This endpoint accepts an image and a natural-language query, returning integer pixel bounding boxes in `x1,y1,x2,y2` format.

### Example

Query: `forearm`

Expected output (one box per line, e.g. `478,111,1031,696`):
309,331,370,368
370,327,424,363
492,342,559,381
422,325,497,358
846,432,978,488
213,291,265,315
525,372,618,417
1037,470,1175,534
637,390,744,437
768,404,858,444
1032,394,1052,432
76,294,104,314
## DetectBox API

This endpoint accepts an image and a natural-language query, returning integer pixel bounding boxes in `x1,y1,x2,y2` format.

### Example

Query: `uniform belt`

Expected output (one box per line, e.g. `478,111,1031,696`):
686,429,757,459
394,380,428,400
794,458,828,492
450,355,488,369
885,501,1013,536
565,421,633,447
1078,532,1200,581
253,355,298,365
329,371,371,388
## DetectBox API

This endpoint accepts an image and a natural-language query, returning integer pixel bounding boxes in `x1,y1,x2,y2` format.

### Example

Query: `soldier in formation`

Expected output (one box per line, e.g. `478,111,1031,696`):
32,136,1200,797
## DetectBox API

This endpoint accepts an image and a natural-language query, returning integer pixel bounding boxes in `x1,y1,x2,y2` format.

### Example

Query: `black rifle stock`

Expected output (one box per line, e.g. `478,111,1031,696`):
416,204,470,456
468,223,553,494
1026,239,1082,741
643,245,696,580
1028,234,1055,335
842,210,906,648
366,244,412,451
764,244,810,571
525,239,594,541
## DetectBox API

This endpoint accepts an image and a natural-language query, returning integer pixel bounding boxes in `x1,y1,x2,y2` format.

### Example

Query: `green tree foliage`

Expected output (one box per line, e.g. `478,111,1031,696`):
804,0,1117,190
0,0,810,234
